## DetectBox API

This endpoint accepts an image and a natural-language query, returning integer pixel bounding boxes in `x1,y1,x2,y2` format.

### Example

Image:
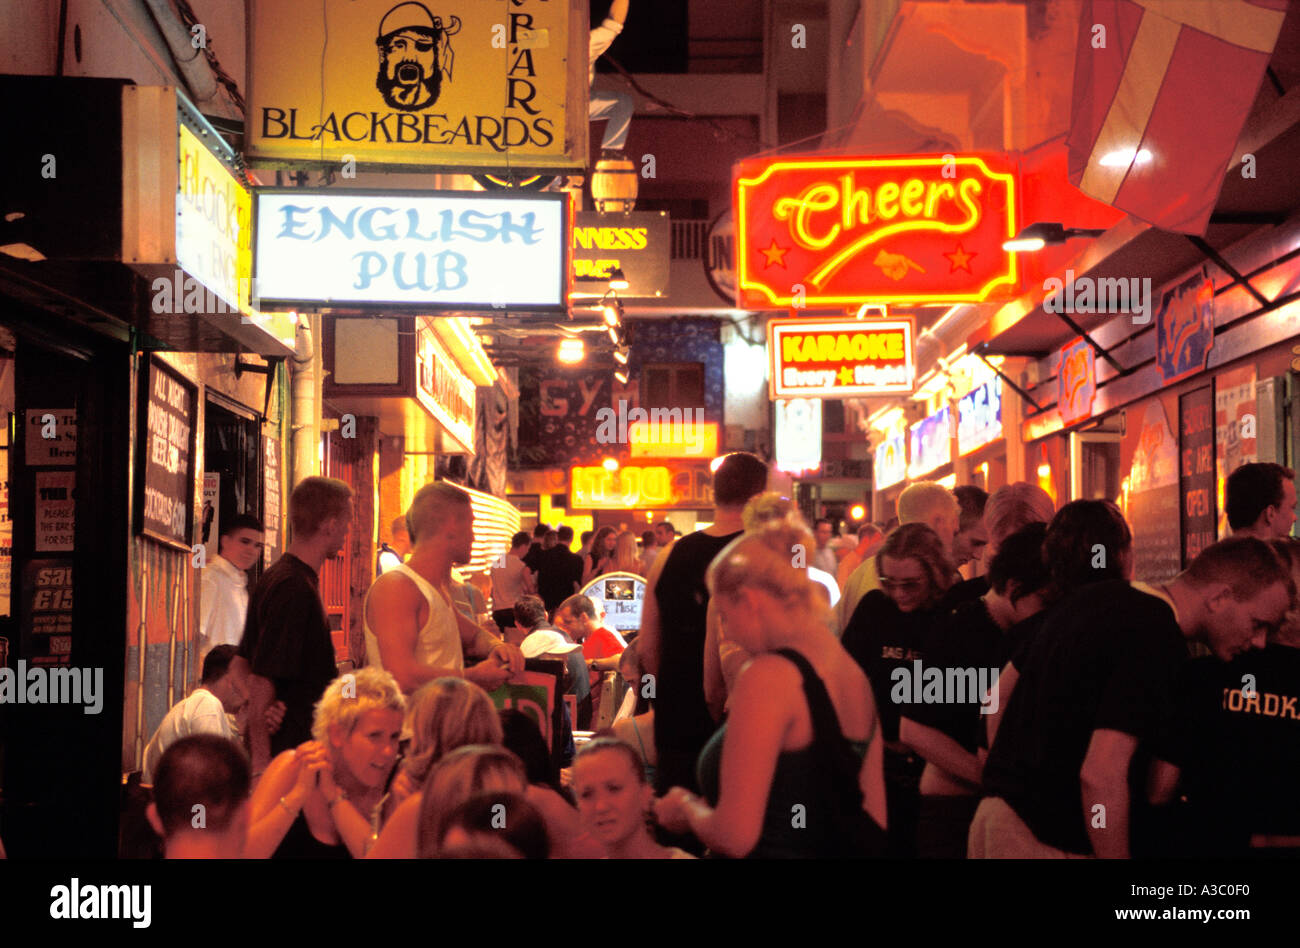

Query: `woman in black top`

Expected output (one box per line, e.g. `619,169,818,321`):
247,668,405,858
584,527,618,584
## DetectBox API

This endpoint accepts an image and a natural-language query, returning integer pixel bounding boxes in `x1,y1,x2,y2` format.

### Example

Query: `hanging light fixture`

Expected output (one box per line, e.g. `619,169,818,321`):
613,347,629,365
557,338,585,364
614,368,629,385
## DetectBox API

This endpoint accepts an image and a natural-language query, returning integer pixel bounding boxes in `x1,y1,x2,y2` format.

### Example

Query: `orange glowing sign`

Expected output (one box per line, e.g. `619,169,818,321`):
571,464,713,509
735,155,1019,308
768,318,915,399
628,420,719,459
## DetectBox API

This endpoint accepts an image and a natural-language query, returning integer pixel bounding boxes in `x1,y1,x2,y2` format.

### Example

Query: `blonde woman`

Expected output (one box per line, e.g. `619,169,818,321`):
654,521,887,858
247,668,405,859
609,532,643,575
703,492,827,719
380,677,504,824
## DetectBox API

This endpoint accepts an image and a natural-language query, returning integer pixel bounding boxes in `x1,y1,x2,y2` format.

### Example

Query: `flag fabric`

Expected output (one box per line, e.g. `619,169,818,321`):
1067,0,1289,235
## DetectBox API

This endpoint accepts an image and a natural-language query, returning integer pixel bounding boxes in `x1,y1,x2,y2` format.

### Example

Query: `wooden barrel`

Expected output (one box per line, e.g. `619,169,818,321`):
590,157,638,213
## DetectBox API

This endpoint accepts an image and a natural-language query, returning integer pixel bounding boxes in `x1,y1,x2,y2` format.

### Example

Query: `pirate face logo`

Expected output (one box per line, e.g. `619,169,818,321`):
375,2,460,112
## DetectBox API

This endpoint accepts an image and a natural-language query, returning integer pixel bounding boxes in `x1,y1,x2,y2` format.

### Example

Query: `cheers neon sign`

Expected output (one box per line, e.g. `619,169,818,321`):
735,155,1019,308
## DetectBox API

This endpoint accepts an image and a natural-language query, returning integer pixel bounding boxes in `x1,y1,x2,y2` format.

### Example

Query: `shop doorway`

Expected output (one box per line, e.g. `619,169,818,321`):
1070,430,1122,503
202,395,264,578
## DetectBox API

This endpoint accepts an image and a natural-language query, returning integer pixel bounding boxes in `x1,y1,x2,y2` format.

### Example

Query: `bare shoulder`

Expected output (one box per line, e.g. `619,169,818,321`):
732,652,801,699
368,569,423,605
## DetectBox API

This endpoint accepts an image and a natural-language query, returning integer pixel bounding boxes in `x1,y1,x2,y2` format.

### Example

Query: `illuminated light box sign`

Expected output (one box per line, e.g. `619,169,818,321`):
253,189,567,309
628,419,718,459
735,155,1019,308
768,318,914,399
570,464,713,510
774,398,822,475
909,406,952,478
571,211,670,299
416,323,476,452
874,427,907,491
246,0,588,172
957,377,1003,456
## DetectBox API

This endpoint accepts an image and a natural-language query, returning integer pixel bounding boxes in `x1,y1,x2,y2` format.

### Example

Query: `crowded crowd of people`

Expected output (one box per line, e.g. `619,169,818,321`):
133,456,1300,859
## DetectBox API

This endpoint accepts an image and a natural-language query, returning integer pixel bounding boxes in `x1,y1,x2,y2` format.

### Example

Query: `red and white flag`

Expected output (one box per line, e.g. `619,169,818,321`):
1067,0,1289,235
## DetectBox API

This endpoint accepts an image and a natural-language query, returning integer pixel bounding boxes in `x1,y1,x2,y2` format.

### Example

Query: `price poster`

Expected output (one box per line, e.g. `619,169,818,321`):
22,559,74,664
1179,385,1216,567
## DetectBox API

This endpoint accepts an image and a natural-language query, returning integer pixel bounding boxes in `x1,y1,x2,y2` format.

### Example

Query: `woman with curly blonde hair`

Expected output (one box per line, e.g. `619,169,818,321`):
246,668,405,858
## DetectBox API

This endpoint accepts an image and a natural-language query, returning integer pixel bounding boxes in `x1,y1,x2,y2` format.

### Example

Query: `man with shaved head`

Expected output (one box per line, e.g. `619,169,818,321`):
364,482,523,695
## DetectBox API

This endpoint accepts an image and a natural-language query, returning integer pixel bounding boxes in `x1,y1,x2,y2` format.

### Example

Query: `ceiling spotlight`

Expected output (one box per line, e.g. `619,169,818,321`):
608,268,629,290
613,347,629,365
614,368,629,385
607,325,619,344
602,305,619,327
1003,222,1107,253
557,338,585,364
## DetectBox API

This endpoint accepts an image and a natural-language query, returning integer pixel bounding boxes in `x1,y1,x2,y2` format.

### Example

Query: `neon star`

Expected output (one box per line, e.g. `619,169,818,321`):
943,242,976,273
838,366,855,385
760,239,790,269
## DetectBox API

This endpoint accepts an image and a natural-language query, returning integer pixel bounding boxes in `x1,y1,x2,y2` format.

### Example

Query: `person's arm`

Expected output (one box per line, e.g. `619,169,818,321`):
899,717,981,787
367,792,420,859
1147,759,1181,806
366,573,463,693
702,598,727,722
245,743,326,858
1080,728,1139,858
984,660,1018,749
654,655,793,858
636,538,674,677
316,765,378,859
455,605,523,690
608,0,629,26
241,664,276,775
859,708,887,830
525,785,604,859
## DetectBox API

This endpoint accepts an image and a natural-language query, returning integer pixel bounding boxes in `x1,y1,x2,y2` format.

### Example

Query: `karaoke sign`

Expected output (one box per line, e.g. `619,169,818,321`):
734,155,1019,308
767,318,914,399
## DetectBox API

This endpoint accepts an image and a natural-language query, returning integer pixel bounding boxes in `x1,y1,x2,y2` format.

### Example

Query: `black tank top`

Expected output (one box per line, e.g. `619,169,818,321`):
273,810,350,860
653,530,741,751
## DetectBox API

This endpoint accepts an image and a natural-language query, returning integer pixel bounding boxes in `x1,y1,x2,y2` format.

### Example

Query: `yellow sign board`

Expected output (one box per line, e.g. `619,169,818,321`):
246,0,588,171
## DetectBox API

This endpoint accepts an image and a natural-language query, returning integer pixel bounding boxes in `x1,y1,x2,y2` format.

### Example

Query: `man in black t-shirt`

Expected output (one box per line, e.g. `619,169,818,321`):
972,537,1293,858
523,523,550,574
536,526,583,614
640,452,768,795
1155,639,1300,855
238,476,353,774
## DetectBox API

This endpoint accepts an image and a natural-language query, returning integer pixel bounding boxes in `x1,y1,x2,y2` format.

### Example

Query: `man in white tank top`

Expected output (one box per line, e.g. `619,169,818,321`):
364,483,524,694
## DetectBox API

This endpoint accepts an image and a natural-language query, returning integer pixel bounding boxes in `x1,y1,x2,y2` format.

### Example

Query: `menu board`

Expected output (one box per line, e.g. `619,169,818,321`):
263,434,282,567
136,357,197,550
1179,386,1216,566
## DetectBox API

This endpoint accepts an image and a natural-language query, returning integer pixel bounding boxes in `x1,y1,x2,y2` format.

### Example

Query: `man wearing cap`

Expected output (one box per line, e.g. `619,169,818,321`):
513,595,591,726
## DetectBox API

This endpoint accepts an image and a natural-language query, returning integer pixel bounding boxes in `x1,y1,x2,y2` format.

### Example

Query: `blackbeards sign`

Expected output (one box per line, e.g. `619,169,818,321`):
246,0,588,171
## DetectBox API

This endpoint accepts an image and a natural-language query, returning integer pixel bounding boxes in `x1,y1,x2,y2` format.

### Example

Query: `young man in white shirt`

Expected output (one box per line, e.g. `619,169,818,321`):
589,0,633,158
199,514,264,664
142,646,247,784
